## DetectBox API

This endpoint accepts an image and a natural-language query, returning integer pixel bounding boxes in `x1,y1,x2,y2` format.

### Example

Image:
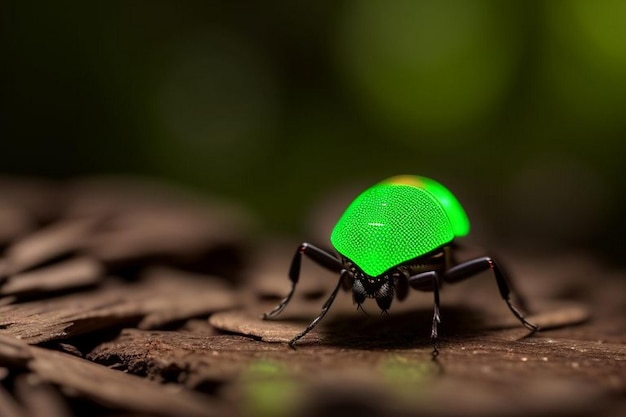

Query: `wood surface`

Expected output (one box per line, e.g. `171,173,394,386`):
0,176,624,417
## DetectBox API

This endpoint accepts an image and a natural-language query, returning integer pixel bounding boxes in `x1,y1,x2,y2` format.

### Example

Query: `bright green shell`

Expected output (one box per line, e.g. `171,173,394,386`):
330,175,470,276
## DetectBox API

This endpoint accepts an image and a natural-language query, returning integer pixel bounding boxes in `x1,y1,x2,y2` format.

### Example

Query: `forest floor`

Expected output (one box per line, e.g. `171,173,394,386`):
0,176,624,417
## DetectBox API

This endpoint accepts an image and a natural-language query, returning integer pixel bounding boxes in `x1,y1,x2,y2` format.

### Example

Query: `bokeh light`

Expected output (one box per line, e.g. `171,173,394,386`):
1,0,626,258
335,0,523,138
542,0,626,132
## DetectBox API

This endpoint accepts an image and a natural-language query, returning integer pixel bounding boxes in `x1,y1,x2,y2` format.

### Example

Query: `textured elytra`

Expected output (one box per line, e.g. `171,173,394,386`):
384,175,470,237
330,178,468,277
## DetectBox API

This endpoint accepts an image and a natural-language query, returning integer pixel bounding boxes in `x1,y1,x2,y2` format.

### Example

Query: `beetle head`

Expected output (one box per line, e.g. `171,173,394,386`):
350,268,394,312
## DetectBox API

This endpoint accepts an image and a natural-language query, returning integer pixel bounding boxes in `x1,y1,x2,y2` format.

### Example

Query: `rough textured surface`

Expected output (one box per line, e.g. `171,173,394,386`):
0,335,233,417
0,176,624,417
0,270,239,344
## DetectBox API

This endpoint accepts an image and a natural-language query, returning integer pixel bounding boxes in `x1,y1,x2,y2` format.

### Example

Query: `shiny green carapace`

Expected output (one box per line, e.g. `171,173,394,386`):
330,175,470,276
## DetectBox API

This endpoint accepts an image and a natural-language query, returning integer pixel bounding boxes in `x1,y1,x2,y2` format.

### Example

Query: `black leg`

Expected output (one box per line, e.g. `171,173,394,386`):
444,257,538,332
289,270,347,348
408,271,441,352
263,243,343,319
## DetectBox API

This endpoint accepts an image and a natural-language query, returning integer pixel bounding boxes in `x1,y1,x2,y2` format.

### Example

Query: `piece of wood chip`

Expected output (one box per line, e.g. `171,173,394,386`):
31,347,232,417
65,176,252,265
14,374,73,417
210,310,309,343
138,266,240,330
87,329,267,388
0,205,34,248
482,301,590,331
2,219,98,276
0,383,28,417
0,257,104,297
0,333,233,417
0,270,239,344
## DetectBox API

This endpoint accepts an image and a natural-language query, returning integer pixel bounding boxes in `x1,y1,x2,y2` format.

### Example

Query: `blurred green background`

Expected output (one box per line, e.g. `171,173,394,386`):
1,0,625,259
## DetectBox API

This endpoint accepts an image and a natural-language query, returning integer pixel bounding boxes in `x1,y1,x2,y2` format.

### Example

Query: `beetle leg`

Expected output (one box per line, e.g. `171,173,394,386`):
289,270,347,348
444,257,539,332
408,271,441,349
263,243,343,319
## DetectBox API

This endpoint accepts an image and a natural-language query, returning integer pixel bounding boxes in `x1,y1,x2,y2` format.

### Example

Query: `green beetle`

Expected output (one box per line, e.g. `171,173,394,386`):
264,175,538,348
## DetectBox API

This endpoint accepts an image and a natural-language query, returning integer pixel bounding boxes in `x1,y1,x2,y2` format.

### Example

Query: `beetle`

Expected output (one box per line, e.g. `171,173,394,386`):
263,175,538,348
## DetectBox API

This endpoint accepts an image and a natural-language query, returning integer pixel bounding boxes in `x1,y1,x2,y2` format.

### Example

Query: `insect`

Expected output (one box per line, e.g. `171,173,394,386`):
263,175,538,348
